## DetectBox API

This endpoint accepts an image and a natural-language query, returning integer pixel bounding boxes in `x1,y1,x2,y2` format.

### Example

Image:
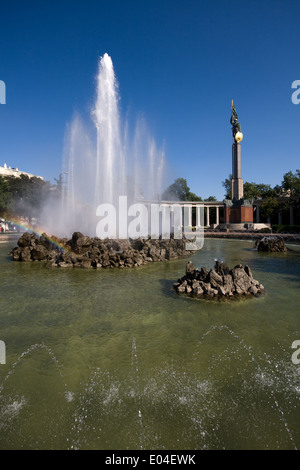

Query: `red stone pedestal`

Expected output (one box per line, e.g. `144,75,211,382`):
225,205,253,224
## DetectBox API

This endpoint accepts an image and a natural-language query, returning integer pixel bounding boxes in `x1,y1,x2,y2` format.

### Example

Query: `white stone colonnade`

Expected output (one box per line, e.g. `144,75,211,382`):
160,200,224,228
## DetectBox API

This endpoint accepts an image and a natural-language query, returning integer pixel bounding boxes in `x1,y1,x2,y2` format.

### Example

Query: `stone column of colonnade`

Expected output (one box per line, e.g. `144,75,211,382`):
203,205,223,227
254,202,295,225
216,206,219,225
182,203,222,228
182,204,203,229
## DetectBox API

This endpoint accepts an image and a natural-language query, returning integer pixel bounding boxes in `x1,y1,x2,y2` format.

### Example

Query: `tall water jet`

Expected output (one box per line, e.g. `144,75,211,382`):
42,53,166,238
92,53,126,207
62,114,96,236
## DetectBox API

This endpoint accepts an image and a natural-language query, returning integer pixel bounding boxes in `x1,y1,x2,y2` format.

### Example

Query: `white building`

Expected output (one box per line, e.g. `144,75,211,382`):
0,163,44,180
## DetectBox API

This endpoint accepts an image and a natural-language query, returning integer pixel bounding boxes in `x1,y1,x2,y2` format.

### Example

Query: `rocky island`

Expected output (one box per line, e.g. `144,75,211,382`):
174,260,265,299
10,231,195,268
255,235,287,252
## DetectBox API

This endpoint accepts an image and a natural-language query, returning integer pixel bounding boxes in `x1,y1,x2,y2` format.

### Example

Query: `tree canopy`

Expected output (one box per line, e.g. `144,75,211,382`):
222,170,300,200
281,170,300,195
162,178,203,201
0,174,62,220
222,169,300,221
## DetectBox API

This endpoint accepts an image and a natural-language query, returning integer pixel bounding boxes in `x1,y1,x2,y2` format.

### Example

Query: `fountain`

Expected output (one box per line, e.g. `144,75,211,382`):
42,53,165,238
2,53,299,451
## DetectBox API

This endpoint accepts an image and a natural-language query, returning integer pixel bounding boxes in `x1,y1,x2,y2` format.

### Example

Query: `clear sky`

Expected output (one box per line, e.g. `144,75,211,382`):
0,0,299,200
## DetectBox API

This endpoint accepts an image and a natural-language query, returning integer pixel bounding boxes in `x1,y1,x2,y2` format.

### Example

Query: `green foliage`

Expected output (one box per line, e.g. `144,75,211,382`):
259,196,279,219
272,224,300,233
281,170,300,195
7,174,51,220
243,182,273,199
162,178,203,201
222,170,300,222
0,174,62,221
222,174,278,200
0,176,13,216
188,192,203,201
222,174,232,199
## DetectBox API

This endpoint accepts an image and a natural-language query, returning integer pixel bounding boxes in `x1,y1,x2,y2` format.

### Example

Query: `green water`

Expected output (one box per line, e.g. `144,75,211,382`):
0,234,299,450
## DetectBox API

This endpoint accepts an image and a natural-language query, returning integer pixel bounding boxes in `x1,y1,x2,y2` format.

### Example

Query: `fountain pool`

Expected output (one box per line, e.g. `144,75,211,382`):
0,235,300,450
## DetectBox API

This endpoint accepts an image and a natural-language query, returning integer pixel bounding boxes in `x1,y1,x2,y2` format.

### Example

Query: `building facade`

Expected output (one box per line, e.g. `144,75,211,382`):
0,163,44,180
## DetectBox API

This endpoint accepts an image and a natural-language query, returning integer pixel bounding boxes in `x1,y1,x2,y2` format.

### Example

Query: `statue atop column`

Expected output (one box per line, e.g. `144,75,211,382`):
230,100,243,143
224,101,253,228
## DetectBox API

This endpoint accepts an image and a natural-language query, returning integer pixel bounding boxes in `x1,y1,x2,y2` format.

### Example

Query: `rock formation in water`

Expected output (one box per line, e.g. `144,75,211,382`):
174,260,264,299
255,236,287,252
10,231,194,268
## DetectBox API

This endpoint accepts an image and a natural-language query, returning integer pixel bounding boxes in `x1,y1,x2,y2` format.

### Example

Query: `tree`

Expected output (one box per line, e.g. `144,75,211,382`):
222,175,232,199
222,175,275,200
281,170,300,195
259,197,279,220
243,182,274,199
222,171,300,223
0,176,13,216
162,178,202,201
5,174,52,221
188,191,203,202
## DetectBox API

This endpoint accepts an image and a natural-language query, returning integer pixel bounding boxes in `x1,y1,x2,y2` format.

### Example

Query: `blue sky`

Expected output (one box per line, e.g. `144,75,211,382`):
0,0,299,200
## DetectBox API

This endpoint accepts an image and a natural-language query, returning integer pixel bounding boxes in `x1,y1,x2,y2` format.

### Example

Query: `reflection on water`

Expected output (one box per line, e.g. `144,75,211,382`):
0,236,299,449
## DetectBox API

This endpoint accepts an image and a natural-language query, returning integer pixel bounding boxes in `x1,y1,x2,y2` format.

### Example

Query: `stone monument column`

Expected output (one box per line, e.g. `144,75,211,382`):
231,142,244,200
225,101,253,227
230,100,244,201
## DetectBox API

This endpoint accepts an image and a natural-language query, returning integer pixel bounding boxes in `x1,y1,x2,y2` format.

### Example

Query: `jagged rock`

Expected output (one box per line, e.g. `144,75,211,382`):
177,285,186,293
208,269,223,288
232,264,252,294
248,285,258,295
11,246,22,260
11,232,194,268
174,260,264,299
217,285,227,296
200,267,209,280
256,236,287,252
223,274,234,295
17,232,33,247
20,246,32,261
193,285,204,296
244,265,253,279
69,232,92,254
31,245,49,261
58,261,73,268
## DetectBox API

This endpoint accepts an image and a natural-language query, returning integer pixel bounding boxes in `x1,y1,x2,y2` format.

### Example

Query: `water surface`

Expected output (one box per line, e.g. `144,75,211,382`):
0,235,299,450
